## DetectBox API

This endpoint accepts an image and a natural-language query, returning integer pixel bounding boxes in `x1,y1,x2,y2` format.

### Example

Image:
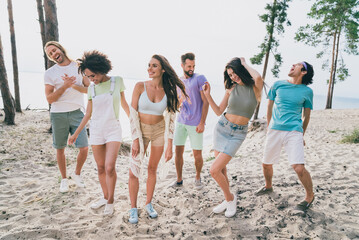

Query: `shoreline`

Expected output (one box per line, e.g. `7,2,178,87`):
1,109,359,239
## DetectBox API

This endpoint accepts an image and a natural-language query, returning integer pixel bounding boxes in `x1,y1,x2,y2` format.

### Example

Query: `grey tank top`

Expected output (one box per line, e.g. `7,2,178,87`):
226,84,257,119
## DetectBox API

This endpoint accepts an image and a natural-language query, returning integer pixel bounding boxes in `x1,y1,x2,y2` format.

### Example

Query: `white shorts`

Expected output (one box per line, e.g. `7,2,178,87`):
89,121,122,145
262,129,305,165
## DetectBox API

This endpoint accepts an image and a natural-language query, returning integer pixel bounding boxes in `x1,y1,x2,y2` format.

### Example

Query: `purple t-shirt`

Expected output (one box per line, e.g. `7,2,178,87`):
177,73,208,126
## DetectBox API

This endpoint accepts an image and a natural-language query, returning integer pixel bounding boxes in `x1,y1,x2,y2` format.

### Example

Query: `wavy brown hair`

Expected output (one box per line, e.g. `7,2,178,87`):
152,54,188,113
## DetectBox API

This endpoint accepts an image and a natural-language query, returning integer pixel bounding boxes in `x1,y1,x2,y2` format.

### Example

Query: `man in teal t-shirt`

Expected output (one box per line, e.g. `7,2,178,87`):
256,61,315,212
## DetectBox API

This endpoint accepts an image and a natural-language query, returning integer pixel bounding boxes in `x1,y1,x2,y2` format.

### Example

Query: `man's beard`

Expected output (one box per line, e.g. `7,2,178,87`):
185,70,194,77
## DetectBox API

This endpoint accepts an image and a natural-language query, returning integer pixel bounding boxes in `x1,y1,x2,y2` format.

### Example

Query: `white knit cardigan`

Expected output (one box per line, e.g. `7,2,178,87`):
129,105,176,179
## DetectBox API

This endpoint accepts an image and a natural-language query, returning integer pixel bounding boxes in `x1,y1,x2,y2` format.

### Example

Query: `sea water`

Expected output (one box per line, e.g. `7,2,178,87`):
1,71,358,146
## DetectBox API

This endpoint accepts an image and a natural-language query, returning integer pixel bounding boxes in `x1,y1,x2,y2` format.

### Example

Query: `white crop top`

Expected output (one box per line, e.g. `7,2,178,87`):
138,82,167,116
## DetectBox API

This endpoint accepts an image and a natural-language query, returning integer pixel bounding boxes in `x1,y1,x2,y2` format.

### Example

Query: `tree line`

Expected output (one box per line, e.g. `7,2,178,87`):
0,0,358,125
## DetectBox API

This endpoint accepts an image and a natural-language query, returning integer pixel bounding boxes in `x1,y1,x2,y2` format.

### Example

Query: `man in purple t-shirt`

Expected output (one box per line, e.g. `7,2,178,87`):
172,53,209,189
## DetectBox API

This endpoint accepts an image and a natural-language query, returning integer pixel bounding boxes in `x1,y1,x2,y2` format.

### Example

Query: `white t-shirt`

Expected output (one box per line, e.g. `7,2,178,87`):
44,61,86,113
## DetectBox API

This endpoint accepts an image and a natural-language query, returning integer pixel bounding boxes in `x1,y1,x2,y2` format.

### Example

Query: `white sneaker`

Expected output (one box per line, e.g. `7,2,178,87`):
71,172,85,188
59,179,69,193
225,194,237,218
103,204,114,215
195,178,204,190
213,200,228,213
90,198,108,209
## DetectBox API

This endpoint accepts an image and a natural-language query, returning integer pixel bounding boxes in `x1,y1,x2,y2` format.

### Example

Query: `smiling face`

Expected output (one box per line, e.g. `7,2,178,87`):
148,58,165,79
182,59,195,78
84,68,106,85
45,45,67,65
227,68,242,84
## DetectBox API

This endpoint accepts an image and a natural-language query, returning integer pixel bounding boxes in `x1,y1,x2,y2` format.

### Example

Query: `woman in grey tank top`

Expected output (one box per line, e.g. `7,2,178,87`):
203,57,263,218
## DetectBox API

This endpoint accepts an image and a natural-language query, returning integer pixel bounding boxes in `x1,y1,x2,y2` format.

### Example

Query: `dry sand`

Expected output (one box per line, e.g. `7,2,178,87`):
0,109,358,239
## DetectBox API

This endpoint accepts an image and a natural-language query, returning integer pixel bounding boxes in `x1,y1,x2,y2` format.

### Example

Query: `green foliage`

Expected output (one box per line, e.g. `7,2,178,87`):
250,0,292,78
341,128,359,143
295,0,359,81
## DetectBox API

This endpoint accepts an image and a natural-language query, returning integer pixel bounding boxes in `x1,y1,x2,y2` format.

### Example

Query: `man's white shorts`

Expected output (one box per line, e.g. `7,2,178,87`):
262,129,305,165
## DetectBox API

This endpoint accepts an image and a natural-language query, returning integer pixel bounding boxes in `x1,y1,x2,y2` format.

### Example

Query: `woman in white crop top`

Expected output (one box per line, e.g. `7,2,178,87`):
128,54,188,224
68,51,130,216
203,57,263,218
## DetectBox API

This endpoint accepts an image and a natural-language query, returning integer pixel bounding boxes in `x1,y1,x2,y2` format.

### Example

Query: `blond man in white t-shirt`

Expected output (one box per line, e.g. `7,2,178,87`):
44,41,89,193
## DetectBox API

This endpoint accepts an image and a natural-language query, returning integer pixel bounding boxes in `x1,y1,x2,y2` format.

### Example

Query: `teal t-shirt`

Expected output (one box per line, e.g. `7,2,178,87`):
268,80,313,132
88,76,125,119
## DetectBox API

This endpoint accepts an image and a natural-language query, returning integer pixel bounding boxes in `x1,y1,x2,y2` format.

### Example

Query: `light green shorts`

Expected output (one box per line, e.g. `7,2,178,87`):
174,122,203,150
50,109,88,149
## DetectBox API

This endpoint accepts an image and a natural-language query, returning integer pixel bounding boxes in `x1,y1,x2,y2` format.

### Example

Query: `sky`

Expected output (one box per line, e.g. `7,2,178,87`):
0,0,358,103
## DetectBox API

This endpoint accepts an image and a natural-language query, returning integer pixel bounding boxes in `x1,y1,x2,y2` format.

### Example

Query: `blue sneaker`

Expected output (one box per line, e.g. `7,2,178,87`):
129,208,138,224
145,203,158,218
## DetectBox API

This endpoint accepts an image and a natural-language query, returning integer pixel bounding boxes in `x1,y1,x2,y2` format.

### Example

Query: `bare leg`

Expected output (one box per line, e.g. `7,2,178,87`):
75,146,88,175
129,169,139,208
145,145,164,205
175,146,184,182
104,142,121,204
210,152,234,201
92,145,108,200
292,164,314,202
56,148,67,179
193,149,203,180
262,163,273,189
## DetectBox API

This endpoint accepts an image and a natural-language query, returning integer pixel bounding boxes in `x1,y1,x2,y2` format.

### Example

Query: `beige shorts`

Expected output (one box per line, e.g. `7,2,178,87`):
140,120,165,147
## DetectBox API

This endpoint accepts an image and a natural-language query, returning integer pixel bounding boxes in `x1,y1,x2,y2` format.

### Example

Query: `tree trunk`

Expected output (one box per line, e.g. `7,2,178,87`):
253,0,277,120
43,0,59,69
7,0,21,112
0,35,16,125
326,31,337,109
329,30,341,109
36,0,47,69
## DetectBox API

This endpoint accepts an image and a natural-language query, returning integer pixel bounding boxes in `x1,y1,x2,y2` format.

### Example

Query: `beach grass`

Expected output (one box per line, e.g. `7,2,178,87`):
341,128,359,143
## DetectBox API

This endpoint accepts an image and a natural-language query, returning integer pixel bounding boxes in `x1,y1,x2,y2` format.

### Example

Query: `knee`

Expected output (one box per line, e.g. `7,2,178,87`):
105,165,116,175
97,165,105,175
292,164,305,175
210,166,220,178
193,152,203,162
263,164,272,171
79,146,88,153
147,165,157,176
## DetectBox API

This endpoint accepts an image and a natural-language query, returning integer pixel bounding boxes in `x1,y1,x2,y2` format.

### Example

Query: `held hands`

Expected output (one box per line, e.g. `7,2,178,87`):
132,138,140,158
202,82,210,97
61,74,77,89
68,134,78,145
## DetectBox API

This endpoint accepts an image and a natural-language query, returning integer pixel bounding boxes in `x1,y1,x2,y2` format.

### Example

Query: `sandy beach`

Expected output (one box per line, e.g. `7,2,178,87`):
0,109,358,239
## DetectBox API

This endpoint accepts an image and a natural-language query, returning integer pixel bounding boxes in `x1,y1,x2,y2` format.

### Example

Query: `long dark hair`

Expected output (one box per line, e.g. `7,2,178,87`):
152,54,188,113
224,57,254,89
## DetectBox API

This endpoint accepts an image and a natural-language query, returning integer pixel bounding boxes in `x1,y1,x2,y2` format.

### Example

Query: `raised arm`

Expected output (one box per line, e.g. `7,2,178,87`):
203,82,230,116
240,57,263,100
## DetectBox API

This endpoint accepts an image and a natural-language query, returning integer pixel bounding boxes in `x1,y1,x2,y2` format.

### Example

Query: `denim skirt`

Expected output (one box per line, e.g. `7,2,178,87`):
213,114,248,157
